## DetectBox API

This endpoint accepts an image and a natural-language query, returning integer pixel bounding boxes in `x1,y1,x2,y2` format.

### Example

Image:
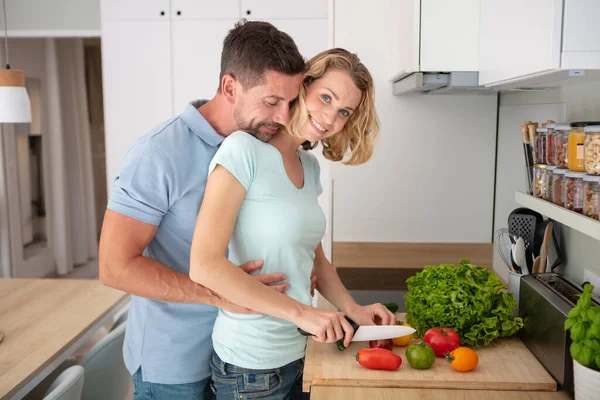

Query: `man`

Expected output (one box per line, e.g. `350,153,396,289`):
99,20,305,399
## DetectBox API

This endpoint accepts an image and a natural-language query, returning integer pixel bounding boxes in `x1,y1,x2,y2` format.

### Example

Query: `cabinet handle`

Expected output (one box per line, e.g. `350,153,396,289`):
160,11,165,16
176,10,181,16
246,9,251,15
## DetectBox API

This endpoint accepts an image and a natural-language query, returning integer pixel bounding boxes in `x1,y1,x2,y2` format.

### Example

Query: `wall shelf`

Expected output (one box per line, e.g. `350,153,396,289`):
515,192,600,241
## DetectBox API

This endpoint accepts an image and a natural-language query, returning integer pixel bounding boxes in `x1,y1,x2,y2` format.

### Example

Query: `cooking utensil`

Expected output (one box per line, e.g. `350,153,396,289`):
515,238,529,275
522,124,535,194
297,319,416,341
514,237,529,275
540,221,553,273
494,228,516,272
532,256,541,274
508,208,543,270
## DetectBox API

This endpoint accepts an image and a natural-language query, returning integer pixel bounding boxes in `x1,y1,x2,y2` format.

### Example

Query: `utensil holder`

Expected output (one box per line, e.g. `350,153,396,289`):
508,270,522,316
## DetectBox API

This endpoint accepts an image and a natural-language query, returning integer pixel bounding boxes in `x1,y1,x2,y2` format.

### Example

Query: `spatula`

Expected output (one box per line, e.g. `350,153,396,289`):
539,221,553,273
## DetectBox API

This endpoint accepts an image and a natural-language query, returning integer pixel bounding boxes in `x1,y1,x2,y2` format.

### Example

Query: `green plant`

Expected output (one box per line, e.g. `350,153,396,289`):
405,259,523,347
564,284,600,371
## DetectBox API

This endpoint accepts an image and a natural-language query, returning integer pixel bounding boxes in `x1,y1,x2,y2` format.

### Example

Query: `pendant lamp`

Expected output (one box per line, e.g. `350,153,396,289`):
0,0,31,123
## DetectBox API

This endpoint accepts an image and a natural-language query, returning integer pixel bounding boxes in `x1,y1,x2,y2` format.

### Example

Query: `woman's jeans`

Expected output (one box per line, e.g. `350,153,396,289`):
210,352,309,400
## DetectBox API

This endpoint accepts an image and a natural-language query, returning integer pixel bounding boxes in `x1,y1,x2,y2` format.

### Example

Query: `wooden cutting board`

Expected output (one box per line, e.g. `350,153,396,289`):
304,301,557,392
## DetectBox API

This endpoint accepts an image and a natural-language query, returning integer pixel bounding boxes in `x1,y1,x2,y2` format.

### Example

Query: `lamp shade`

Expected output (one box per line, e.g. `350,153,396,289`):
0,69,32,123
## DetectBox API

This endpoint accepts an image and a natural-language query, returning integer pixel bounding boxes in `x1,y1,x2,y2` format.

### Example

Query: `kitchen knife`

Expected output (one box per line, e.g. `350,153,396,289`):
297,317,416,341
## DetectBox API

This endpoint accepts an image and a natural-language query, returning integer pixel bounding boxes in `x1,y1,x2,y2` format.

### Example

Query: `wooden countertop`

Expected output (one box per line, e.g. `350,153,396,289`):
305,293,570,399
0,279,129,400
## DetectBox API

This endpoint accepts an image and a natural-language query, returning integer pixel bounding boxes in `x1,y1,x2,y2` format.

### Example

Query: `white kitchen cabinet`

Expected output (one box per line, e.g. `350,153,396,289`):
478,0,600,87
101,20,173,187
241,0,328,19
268,19,328,60
171,0,239,19
101,0,170,20
396,0,480,76
171,19,238,112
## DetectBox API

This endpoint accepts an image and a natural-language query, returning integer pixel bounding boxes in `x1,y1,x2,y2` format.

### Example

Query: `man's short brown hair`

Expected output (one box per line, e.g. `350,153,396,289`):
219,20,305,91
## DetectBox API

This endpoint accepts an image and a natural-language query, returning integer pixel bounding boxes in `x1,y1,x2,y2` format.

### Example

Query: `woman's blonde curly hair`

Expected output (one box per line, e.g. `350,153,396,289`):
285,48,379,166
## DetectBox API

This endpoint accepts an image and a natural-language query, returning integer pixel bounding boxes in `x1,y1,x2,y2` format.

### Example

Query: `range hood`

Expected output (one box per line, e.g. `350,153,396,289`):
390,71,492,95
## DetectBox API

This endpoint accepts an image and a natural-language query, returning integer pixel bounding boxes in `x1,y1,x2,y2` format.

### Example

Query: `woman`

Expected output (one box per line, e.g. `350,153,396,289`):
190,49,392,399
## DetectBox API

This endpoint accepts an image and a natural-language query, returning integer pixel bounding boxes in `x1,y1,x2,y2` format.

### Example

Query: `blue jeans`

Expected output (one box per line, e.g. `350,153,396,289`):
132,367,216,400
210,352,310,400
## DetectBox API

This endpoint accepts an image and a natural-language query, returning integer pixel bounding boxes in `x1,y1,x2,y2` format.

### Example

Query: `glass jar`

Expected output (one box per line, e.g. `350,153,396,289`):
533,165,547,198
564,171,586,213
569,123,590,172
584,125,600,175
546,123,556,165
583,175,600,220
535,127,548,165
554,123,570,168
543,166,556,201
552,168,567,206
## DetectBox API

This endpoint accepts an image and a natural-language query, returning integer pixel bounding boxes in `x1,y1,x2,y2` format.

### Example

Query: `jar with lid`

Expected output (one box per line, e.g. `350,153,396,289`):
535,127,547,165
552,168,567,206
568,122,599,172
583,175,600,220
564,171,586,213
554,123,570,168
533,165,547,198
546,123,556,165
584,125,600,175
543,166,556,201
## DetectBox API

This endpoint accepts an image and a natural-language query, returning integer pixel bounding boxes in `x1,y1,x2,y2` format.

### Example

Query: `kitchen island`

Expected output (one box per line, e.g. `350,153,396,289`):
303,294,572,400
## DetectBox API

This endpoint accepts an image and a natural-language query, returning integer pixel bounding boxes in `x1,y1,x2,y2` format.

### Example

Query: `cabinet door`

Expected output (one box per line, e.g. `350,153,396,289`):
102,20,173,193
171,20,239,112
420,0,479,72
478,0,562,86
171,0,239,19
396,0,420,76
262,19,329,60
101,0,170,20
241,0,327,19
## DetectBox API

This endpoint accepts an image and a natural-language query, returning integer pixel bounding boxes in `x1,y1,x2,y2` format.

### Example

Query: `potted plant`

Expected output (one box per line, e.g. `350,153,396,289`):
564,284,600,399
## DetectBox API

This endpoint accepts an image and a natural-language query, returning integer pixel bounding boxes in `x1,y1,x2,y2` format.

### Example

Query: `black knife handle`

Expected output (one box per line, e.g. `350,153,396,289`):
297,316,359,336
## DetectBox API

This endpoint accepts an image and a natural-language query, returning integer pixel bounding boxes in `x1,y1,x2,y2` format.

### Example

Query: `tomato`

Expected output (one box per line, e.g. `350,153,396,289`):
423,328,461,357
446,347,479,372
406,342,436,370
392,321,414,347
369,339,394,351
356,348,402,371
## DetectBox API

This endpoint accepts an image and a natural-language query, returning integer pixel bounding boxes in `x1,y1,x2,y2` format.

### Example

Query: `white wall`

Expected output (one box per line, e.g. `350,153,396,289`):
332,0,498,243
0,0,100,34
497,81,600,285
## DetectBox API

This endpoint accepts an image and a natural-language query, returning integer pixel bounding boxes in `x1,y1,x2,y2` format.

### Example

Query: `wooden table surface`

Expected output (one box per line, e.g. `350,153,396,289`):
305,294,570,399
0,279,129,400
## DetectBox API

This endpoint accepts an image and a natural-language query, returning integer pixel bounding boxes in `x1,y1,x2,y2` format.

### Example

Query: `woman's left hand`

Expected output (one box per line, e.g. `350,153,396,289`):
346,303,396,326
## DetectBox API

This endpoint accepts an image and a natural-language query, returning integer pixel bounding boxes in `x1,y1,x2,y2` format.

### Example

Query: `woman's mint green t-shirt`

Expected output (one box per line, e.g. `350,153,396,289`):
208,131,326,369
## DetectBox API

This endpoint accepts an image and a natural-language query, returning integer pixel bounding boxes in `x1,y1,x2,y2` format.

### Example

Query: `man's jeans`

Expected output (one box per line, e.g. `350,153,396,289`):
210,352,309,400
132,367,216,400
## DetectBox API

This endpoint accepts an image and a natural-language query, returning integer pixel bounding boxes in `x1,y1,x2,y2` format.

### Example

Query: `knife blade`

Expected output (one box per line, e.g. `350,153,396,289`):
297,317,415,342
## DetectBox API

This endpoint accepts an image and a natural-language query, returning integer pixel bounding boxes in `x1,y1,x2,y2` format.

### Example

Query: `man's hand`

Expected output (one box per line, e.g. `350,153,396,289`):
345,303,396,327
211,260,289,314
239,260,289,293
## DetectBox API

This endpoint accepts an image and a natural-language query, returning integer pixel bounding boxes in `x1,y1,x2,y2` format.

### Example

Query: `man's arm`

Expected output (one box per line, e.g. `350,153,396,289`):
98,209,287,312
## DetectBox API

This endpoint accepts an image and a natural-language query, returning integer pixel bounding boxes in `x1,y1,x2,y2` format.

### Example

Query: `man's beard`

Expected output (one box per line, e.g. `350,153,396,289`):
234,109,282,143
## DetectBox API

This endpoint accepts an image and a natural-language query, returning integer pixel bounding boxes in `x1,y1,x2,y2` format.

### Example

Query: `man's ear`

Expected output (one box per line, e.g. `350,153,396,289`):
221,74,237,103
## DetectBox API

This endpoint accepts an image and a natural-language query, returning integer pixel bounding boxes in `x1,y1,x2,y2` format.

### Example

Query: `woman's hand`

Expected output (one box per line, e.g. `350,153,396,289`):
295,306,355,346
345,303,396,327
